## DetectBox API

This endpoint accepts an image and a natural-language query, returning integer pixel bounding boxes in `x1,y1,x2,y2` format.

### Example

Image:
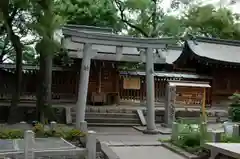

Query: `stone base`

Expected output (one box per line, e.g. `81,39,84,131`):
142,129,161,134
161,123,171,128
77,121,88,133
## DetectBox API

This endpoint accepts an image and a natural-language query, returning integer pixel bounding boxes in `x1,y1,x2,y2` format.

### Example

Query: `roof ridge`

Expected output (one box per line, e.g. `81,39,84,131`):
165,44,183,50
192,36,240,46
64,24,113,33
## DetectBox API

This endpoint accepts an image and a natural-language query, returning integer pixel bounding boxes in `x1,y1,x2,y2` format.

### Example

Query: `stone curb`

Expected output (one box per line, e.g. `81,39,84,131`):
162,142,199,159
100,142,120,159
132,126,172,135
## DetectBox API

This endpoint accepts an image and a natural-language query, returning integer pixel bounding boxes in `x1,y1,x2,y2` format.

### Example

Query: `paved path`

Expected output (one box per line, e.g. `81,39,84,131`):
111,146,185,159
91,127,184,159
90,126,170,144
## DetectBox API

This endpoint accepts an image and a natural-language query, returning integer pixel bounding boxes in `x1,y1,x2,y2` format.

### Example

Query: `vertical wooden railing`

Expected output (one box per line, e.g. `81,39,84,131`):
119,76,212,106
119,76,169,104
0,69,78,103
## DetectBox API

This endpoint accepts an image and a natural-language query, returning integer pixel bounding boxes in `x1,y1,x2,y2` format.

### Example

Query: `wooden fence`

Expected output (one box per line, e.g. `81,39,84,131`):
119,76,212,106
119,76,176,104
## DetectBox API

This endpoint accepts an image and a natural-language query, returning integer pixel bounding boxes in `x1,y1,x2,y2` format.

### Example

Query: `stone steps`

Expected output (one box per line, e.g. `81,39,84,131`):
71,109,141,126
72,117,140,124
72,112,138,118
87,123,141,126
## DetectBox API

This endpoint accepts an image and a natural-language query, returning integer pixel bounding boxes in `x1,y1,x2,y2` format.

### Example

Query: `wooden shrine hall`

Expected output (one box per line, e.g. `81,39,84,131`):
118,37,240,107
0,27,240,108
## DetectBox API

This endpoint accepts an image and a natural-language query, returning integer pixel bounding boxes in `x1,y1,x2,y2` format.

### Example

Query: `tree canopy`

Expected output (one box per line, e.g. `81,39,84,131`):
54,0,123,32
1,0,240,64
183,4,240,39
113,0,240,40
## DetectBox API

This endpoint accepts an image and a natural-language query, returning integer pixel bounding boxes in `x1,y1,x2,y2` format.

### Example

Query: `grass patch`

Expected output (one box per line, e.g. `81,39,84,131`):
159,121,240,156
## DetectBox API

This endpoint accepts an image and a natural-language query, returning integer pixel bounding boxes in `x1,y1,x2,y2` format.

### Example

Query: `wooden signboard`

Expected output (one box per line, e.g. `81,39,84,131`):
175,87,203,105
123,77,140,90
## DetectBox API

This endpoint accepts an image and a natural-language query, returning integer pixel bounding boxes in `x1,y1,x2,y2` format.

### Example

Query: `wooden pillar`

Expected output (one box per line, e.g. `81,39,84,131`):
115,63,120,104
97,61,102,93
202,88,207,122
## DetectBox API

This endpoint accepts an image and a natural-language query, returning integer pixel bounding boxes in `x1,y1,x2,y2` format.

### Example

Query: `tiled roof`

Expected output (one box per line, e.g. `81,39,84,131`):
175,37,240,65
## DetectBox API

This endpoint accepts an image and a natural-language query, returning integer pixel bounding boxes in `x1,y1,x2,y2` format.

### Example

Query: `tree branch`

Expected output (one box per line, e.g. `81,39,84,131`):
114,0,149,37
0,35,9,56
150,0,157,37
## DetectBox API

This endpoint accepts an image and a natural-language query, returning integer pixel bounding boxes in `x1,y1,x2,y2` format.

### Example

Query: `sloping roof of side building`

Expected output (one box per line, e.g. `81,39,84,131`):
174,37,240,65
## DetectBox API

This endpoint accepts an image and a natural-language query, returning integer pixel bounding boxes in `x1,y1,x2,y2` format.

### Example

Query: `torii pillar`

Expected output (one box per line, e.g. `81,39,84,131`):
143,47,159,134
76,43,96,131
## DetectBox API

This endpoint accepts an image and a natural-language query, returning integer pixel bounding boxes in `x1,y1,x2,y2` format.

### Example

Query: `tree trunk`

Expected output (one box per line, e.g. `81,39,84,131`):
36,53,45,122
151,0,157,37
36,52,53,123
7,34,23,124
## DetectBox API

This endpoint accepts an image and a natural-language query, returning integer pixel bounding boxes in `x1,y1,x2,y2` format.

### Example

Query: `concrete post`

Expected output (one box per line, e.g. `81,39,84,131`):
211,131,222,142
24,130,35,159
164,84,176,128
200,122,208,145
50,121,57,131
143,47,158,134
171,122,179,141
86,130,97,159
65,107,72,124
233,124,239,137
76,43,96,130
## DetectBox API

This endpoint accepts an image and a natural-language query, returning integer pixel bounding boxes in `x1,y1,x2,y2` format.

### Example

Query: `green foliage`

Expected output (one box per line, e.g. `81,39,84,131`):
63,129,85,141
221,134,240,143
32,123,86,140
54,0,123,32
30,0,64,56
229,93,240,122
0,129,24,139
169,121,208,154
168,120,240,154
179,133,201,147
183,5,240,39
229,107,240,122
176,133,201,153
115,0,184,38
0,0,37,64
0,124,85,141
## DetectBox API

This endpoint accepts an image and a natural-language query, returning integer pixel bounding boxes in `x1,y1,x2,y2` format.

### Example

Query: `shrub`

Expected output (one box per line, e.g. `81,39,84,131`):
63,129,85,141
0,129,24,139
178,133,201,147
221,134,240,143
229,93,240,122
0,123,85,141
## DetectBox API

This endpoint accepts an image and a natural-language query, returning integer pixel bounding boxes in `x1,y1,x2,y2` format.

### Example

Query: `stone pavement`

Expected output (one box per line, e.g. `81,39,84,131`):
90,126,170,144
90,126,184,159
110,146,185,159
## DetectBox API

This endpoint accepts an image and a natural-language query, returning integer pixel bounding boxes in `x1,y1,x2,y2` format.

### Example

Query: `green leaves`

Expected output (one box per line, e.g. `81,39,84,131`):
54,0,122,32
29,0,65,57
183,4,240,39
124,0,151,10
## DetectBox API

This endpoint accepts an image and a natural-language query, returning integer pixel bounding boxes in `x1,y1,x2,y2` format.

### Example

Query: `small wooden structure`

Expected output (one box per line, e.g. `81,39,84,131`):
164,81,211,127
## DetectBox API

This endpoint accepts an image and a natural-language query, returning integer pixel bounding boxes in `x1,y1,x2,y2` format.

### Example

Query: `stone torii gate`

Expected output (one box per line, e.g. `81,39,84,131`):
62,26,175,134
